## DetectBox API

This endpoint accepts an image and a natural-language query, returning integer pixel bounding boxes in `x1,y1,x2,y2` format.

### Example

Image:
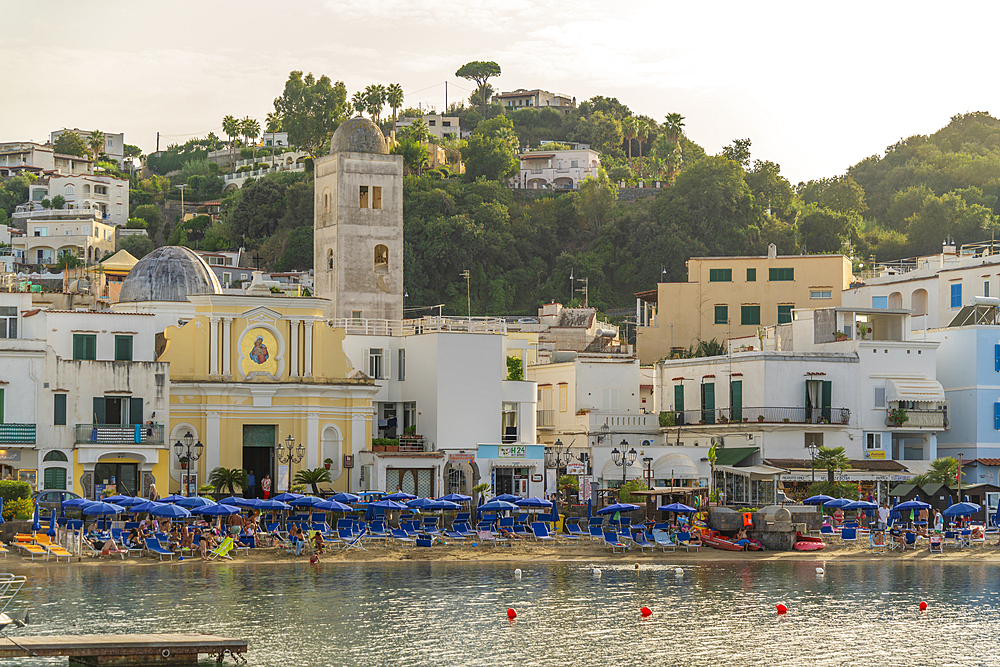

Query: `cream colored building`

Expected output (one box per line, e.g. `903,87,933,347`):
13,213,116,266
636,246,854,364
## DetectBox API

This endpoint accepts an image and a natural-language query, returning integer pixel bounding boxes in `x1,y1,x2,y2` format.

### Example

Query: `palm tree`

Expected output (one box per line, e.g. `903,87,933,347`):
222,115,240,173
351,91,366,116
386,83,404,128
242,117,261,164
635,120,649,177
294,467,332,495
406,118,429,144
472,482,490,509
266,112,282,168
364,84,387,125
663,112,686,183
622,116,637,168
87,130,106,163
208,467,247,496
812,446,851,482
909,457,958,487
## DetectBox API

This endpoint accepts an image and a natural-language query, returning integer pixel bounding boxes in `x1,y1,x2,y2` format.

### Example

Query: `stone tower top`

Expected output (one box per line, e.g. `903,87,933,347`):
330,116,388,155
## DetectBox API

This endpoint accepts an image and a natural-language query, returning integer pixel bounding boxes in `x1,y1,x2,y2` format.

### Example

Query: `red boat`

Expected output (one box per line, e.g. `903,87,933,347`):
795,531,824,543
702,533,761,551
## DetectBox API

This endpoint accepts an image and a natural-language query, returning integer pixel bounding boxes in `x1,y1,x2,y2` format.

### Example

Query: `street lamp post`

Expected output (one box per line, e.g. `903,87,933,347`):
808,443,818,484
610,439,638,488
173,431,204,497
642,457,653,488
277,434,305,493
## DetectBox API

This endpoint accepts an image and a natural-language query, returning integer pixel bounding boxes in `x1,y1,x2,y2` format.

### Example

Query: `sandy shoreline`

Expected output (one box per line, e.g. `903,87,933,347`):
7,539,1000,568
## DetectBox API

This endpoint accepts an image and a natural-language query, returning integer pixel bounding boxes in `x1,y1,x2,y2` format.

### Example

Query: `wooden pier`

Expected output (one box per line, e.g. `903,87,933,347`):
0,633,247,666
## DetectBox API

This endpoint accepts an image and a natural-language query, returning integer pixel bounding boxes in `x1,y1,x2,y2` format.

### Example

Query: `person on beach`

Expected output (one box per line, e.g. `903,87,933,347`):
147,483,159,502
933,510,943,532
261,474,271,500
833,507,844,526
311,530,325,554
246,471,256,499
889,526,906,550
734,527,751,550
878,504,889,530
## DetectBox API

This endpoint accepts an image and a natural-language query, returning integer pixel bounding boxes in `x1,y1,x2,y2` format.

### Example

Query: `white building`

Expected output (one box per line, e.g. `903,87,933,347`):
496,89,576,113
220,151,309,191
394,115,461,142
517,144,600,190
0,292,170,495
11,213,116,266
0,141,93,177
18,173,129,227
51,129,125,167
652,306,945,503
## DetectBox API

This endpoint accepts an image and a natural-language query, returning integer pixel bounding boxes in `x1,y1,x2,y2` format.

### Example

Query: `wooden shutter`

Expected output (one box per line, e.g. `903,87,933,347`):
43,467,67,490
995,402,1000,430
53,394,66,426
73,335,85,360
674,385,684,425
995,344,1000,372
730,381,742,422
701,383,715,424
92,397,105,424
0,388,3,423
129,398,143,425
821,381,832,422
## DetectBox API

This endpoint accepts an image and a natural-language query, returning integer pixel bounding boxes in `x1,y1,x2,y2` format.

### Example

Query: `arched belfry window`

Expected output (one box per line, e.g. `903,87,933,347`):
374,244,389,272
328,249,334,270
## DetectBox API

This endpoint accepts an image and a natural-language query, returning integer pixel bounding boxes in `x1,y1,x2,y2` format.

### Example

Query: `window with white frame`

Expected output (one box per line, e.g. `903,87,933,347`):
810,290,832,299
398,349,405,381
0,307,16,339
874,386,886,409
369,348,384,379
866,433,882,450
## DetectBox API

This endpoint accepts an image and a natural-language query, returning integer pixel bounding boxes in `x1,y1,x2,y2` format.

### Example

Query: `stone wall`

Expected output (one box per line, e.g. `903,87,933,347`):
511,187,661,203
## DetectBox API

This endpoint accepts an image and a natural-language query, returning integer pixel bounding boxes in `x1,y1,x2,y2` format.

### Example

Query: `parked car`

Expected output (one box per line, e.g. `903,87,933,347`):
32,490,82,513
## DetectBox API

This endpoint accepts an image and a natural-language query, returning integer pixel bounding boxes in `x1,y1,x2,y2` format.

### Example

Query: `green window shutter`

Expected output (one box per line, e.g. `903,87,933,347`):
0,388,4,423
73,335,85,360
674,385,684,425
778,305,794,324
730,381,742,422
709,268,732,282
115,335,133,361
768,267,794,281
714,305,728,325
87,335,97,360
821,380,832,422
43,467,67,490
129,398,143,425
746,268,756,282
53,394,66,426
92,397,105,424
741,305,760,326
701,383,715,424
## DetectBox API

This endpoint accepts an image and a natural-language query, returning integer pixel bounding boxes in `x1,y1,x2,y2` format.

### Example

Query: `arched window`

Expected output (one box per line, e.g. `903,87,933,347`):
323,189,330,214
43,450,68,462
83,184,91,195
888,292,903,309
374,244,388,270
64,184,75,198
322,427,342,478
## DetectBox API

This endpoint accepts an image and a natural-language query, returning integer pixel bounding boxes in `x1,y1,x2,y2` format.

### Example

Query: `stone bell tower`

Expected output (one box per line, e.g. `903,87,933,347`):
313,116,404,321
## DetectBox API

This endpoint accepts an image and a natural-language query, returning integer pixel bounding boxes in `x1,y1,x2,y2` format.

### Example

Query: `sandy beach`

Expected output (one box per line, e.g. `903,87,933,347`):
9,538,1000,568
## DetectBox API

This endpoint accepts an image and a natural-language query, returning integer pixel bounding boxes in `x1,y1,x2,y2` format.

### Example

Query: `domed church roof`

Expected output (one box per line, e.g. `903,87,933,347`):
119,246,222,303
330,116,388,155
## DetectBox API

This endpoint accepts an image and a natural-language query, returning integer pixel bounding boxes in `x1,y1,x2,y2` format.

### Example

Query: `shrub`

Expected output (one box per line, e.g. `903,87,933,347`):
371,438,399,448
0,481,31,502
4,497,33,521
659,411,675,427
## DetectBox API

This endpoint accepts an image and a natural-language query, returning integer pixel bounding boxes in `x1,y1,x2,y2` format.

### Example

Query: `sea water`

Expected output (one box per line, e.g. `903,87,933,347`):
9,559,1000,666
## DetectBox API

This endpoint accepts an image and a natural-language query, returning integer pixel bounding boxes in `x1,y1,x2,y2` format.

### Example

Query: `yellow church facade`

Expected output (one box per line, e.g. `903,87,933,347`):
158,293,376,496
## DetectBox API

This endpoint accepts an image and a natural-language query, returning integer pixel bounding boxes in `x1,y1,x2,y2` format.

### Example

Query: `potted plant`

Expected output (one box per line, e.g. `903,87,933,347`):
834,331,849,342
856,322,871,340
782,417,790,423
323,457,333,470
888,406,908,427
179,455,189,470
757,415,765,422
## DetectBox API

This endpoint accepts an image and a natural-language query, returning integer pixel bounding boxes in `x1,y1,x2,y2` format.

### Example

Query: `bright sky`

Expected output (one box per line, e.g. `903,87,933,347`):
3,1,998,184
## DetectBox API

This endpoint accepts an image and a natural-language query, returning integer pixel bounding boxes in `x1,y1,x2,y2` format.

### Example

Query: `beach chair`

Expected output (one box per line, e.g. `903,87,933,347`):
589,525,604,541
18,542,48,561
416,536,433,547
390,528,415,546
565,521,587,539
870,531,887,554
454,512,471,525
454,522,475,537
476,530,508,547
905,532,917,550
971,527,986,547
928,534,943,553
123,540,145,558
0,543,9,559
512,523,530,538
423,517,441,536
402,520,422,538
530,522,557,543
944,531,959,547
444,528,466,541
840,528,857,545
631,531,655,553
44,544,73,563
208,536,236,560
365,522,389,542
144,538,175,562
652,530,677,553
820,525,835,537
676,531,701,552
602,530,628,553
959,530,972,548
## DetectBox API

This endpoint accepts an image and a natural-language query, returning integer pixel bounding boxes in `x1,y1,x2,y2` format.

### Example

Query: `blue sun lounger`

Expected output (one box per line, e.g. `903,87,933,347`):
530,522,557,543
390,528,415,546
144,538,174,562
603,530,628,553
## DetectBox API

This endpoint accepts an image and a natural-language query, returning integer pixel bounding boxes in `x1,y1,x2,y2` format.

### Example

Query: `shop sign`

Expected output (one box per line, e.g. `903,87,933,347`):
865,450,886,460
566,462,586,475
449,453,474,464
0,450,22,462
498,446,526,459
531,474,543,482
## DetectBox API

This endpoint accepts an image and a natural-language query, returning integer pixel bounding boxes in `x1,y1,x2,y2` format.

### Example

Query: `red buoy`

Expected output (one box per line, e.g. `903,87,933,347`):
640,606,652,617
919,601,928,611
507,608,517,619
776,603,788,615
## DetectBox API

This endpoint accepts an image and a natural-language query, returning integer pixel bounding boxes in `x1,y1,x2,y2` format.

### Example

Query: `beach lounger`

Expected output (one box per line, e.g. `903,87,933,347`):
652,530,677,553
0,543,9,559
402,521,422,538
123,541,145,558
631,531,655,553
959,530,972,548
928,534,943,553
603,530,628,553
390,528,415,546
675,531,701,552
565,522,587,539
145,539,174,562
530,522,557,543
589,525,604,541
208,536,236,560
423,518,441,536
454,522,475,537
19,543,48,561
820,525,835,537
476,530,508,547
870,532,887,554
444,529,466,541
416,536,433,547
45,544,73,563
840,528,857,545
512,523,530,538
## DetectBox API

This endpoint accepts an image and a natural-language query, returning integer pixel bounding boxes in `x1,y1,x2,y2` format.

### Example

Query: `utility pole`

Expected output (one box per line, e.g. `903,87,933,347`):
156,132,160,153
175,184,189,224
460,269,470,324
445,81,448,112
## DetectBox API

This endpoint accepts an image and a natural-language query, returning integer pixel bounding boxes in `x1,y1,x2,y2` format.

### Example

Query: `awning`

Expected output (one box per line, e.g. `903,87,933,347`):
652,453,699,479
716,464,787,478
601,459,644,481
886,378,945,402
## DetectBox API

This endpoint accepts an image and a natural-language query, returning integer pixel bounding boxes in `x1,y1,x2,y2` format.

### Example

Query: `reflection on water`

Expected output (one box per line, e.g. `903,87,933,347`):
10,559,1000,666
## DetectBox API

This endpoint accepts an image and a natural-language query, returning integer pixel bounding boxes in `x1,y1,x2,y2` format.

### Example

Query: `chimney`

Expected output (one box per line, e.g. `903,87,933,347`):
767,243,777,259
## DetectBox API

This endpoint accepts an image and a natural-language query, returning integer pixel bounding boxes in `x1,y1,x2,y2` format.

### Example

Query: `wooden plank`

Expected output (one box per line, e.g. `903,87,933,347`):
0,633,247,658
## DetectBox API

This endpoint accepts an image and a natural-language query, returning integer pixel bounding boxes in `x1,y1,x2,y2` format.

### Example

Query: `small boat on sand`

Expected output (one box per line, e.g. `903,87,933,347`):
701,532,761,551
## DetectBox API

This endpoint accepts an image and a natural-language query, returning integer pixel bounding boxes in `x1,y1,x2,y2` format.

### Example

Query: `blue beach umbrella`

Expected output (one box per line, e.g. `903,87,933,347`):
238,498,263,508
61,498,91,509
425,500,461,511
218,496,246,506
196,504,240,516
586,497,592,520
596,503,641,516
289,496,326,509
659,502,698,513
479,500,518,512
175,496,217,509
271,492,304,503
438,493,472,503
843,500,878,510
943,502,980,517
130,501,163,513
405,497,439,509
116,497,149,508
895,499,931,512
150,504,192,519
31,502,40,532
803,495,835,506
331,493,360,504
385,492,416,501
515,497,553,509
258,499,292,511
82,502,125,516
315,500,354,512
47,512,56,538
489,494,522,503
158,494,186,504
103,495,131,504
823,498,854,509
369,499,409,511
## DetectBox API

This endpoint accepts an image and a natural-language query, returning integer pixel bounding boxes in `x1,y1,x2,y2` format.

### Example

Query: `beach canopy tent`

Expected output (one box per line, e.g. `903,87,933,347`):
659,502,697,513
943,502,981,517
803,495,835,506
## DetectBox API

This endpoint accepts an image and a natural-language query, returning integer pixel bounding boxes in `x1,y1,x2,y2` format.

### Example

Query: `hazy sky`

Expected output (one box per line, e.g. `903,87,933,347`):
3,1,997,183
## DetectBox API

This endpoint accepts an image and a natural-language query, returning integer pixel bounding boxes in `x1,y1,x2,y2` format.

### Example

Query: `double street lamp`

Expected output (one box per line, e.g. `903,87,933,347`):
610,440,638,487
173,431,204,496
278,435,305,493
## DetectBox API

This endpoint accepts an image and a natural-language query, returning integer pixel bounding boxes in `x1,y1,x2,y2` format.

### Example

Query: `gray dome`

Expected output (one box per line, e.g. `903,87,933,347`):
331,116,388,155
119,246,222,303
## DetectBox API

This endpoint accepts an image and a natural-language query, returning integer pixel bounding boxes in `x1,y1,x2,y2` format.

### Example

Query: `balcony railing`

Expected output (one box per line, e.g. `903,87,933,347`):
0,424,35,444
886,408,948,429
669,407,852,426
537,410,555,427
397,435,429,452
329,316,507,336
74,423,165,446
